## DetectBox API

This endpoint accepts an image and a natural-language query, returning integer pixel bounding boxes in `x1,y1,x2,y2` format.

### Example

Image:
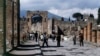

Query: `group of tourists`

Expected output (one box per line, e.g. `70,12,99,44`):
40,32,62,47
22,31,38,42
73,33,84,46
22,31,84,47
24,31,62,47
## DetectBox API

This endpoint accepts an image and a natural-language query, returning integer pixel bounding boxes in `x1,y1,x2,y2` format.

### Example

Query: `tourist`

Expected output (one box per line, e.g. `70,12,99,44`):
73,35,76,45
35,31,38,42
40,33,43,41
32,32,35,40
52,33,55,42
42,32,48,47
56,34,61,47
79,33,84,46
29,33,32,40
23,34,26,41
27,32,30,40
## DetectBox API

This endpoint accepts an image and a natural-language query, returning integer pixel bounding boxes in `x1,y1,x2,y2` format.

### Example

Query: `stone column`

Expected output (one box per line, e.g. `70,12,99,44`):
92,30,97,43
87,23,92,42
90,23,92,42
92,31,96,43
95,31,97,43
97,30,100,44
84,26,87,41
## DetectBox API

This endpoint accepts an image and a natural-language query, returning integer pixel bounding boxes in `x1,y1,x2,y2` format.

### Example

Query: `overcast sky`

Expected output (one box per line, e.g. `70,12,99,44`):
20,0,100,19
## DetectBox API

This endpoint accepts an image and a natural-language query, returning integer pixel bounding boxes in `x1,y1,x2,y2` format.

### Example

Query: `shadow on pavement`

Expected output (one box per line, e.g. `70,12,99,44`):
43,55,65,56
19,44,39,47
6,52,42,56
42,50,56,52
41,46,64,48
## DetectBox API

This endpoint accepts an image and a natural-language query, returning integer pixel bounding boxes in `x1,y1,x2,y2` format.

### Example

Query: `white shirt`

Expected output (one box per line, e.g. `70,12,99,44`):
40,35,43,39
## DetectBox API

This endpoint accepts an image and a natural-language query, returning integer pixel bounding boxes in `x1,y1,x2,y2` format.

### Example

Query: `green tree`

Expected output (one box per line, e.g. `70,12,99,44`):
89,14,94,18
72,12,83,21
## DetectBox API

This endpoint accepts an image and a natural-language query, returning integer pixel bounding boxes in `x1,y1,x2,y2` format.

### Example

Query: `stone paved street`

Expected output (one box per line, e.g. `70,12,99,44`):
41,38,100,56
8,38,100,56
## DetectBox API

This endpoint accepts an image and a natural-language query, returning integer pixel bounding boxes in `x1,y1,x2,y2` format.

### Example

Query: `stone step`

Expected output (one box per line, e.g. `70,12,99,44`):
8,40,42,56
16,46,40,50
9,50,42,56
19,44,40,47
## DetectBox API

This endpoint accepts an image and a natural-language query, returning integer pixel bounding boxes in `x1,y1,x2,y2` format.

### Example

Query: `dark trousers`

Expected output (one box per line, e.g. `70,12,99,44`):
57,41,60,47
42,40,48,47
73,40,76,45
80,40,84,46
35,37,38,42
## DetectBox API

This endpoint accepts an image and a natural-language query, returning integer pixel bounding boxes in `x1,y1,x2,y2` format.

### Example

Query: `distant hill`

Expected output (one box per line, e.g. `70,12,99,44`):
48,12,62,19
48,12,68,21
20,10,68,21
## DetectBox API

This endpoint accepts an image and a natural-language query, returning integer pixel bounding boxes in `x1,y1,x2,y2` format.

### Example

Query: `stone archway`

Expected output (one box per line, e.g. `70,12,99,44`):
31,14,43,33
31,14,42,24
26,11,48,33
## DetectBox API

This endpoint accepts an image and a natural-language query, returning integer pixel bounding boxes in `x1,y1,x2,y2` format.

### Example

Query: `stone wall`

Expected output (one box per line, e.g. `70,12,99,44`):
48,19,52,34
6,0,18,48
92,31,96,43
97,30,100,44
52,19,75,35
81,22,100,44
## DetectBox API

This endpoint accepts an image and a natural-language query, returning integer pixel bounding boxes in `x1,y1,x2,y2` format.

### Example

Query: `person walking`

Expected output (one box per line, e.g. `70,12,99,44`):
35,31,38,42
27,32,30,40
40,33,43,41
42,32,48,47
30,33,33,40
32,32,35,40
52,33,55,42
56,34,61,47
73,35,76,45
79,33,84,46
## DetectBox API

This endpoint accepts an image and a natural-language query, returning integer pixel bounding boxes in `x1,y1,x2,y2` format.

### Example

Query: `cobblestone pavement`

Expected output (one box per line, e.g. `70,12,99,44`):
40,39,100,56
8,38,100,56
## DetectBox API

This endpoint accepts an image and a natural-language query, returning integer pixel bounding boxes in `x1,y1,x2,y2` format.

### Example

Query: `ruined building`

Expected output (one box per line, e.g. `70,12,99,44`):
25,11,77,36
